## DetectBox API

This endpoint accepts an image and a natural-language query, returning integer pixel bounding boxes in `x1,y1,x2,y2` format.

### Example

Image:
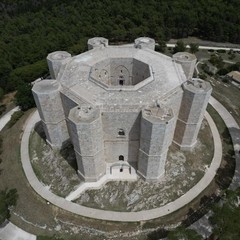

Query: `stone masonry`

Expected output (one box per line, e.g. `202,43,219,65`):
32,37,212,182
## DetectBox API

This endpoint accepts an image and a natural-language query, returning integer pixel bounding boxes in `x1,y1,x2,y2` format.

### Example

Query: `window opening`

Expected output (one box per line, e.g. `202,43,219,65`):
119,80,124,85
119,155,124,161
118,129,125,136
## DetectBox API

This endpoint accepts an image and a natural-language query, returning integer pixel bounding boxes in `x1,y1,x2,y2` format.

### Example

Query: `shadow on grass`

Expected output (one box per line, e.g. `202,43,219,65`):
59,141,78,172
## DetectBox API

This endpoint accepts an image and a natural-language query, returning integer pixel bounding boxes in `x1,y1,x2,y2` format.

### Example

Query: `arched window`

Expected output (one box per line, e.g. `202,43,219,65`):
118,129,125,136
119,155,124,161
119,80,124,85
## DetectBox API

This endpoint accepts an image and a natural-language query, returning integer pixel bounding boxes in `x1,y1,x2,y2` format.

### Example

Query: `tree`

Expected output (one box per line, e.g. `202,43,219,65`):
173,40,186,53
0,188,18,225
209,189,240,240
167,226,203,240
155,40,166,53
0,88,4,101
15,82,35,111
189,43,199,54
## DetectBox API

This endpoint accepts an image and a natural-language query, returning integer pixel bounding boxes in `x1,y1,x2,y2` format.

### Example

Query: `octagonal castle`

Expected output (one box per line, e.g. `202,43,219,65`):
32,37,212,182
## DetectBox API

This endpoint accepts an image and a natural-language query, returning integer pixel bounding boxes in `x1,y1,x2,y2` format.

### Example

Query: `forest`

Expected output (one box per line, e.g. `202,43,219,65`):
1,0,240,108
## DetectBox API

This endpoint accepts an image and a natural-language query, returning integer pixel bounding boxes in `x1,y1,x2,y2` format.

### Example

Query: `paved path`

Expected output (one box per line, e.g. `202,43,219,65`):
0,222,36,240
209,96,240,189
20,110,222,222
166,43,240,52
0,107,19,131
0,107,36,240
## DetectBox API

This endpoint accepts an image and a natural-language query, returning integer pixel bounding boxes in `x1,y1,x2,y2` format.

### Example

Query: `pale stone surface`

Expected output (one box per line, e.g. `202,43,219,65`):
32,37,212,182
173,52,197,80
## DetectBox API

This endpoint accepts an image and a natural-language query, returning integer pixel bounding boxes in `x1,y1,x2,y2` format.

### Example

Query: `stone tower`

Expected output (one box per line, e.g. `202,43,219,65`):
138,105,175,182
32,80,69,148
173,52,197,80
174,79,212,149
68,105,105,181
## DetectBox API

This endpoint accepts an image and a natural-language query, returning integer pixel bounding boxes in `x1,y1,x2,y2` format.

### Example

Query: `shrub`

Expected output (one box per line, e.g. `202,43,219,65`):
217,49,226,53
7,110,24,128
0,188,18,225
198,73,207,80
0,104,6,116
0,87,4,101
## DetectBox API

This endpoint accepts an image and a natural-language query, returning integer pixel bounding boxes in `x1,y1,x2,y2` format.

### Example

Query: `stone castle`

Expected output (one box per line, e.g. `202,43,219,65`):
32,37,212,182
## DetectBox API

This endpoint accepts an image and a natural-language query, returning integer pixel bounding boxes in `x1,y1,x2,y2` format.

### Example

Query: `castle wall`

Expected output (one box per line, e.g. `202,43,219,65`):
110,58,133,86
132,59,150,85
102,111,141,165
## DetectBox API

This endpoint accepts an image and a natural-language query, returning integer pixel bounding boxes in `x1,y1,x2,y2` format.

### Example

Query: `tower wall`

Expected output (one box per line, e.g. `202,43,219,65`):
173,52,197,80
138,106,175,182
134,37,155,51
47,51,71,79
68,105,105,181
174,79,212,149
32,80,69,148
87,37,108,50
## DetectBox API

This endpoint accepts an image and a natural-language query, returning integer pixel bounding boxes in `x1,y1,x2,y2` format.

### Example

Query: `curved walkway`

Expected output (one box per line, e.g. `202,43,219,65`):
209,96,240,190
0,221,35,240
190,96,240,238
20,109,222,222
0,106,19,131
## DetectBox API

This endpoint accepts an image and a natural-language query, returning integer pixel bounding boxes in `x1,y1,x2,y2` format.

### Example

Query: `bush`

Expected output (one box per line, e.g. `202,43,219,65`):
198,73,207,80
15,82,35,111
217,68,228,76
7,110,24,128
0,87,4,101
0,104,6,116
37,236,64,240
7,60,48,91
0,188,18,225
217,49,226,53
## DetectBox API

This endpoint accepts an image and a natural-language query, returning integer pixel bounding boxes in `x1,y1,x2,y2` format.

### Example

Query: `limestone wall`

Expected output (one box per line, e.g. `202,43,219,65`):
67,106,105,181
174,79,212,149
47,51,71,79
32,80,69,147
102,111,141,165
138,106,175,181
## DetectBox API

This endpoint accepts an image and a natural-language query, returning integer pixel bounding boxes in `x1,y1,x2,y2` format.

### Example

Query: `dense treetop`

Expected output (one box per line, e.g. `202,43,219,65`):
0,0,240,104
